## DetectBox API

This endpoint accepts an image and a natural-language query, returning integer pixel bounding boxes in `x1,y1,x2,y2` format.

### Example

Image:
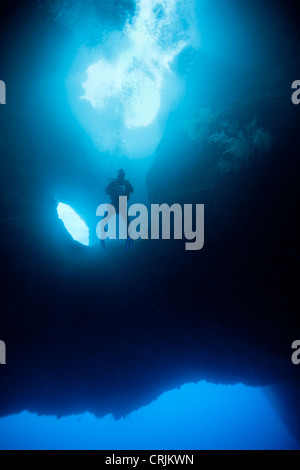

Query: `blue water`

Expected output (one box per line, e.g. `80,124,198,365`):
1,0,298,452
0,382,298,450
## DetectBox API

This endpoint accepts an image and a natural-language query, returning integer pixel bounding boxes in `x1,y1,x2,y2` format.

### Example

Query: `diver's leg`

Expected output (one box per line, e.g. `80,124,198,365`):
125,236,134,251
117,212,133,250
99,209,114,252
120,213,133,251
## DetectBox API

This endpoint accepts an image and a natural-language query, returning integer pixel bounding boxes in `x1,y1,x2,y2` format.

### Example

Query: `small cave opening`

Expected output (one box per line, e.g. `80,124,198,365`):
57,203,90,247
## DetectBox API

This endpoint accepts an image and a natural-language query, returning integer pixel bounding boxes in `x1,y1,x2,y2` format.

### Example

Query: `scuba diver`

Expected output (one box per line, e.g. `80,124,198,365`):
102,169,134,251
106,169,134,209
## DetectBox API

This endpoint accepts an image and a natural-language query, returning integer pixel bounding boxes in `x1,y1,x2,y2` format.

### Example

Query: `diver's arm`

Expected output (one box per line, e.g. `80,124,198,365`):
105,181,115,195
127,182,134,194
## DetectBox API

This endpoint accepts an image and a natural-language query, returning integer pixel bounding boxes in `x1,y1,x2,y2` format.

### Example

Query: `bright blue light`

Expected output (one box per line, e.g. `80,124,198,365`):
0,382,298,450
57,203,89,246
81,0,197,129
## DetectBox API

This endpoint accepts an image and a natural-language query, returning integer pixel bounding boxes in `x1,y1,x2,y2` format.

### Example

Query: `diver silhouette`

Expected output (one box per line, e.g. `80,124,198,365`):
106,169,134,209
101,169,134,251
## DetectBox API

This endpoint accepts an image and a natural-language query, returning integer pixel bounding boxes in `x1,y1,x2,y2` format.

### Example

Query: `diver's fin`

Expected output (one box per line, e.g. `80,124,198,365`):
125,237,134,251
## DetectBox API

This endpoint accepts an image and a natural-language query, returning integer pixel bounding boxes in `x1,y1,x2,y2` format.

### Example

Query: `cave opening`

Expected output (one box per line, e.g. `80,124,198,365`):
57,203,90,247
0,382,297,450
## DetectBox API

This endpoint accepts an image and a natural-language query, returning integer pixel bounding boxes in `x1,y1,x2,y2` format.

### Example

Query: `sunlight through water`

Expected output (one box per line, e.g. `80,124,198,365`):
81,0,197,129
0,382,298,450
